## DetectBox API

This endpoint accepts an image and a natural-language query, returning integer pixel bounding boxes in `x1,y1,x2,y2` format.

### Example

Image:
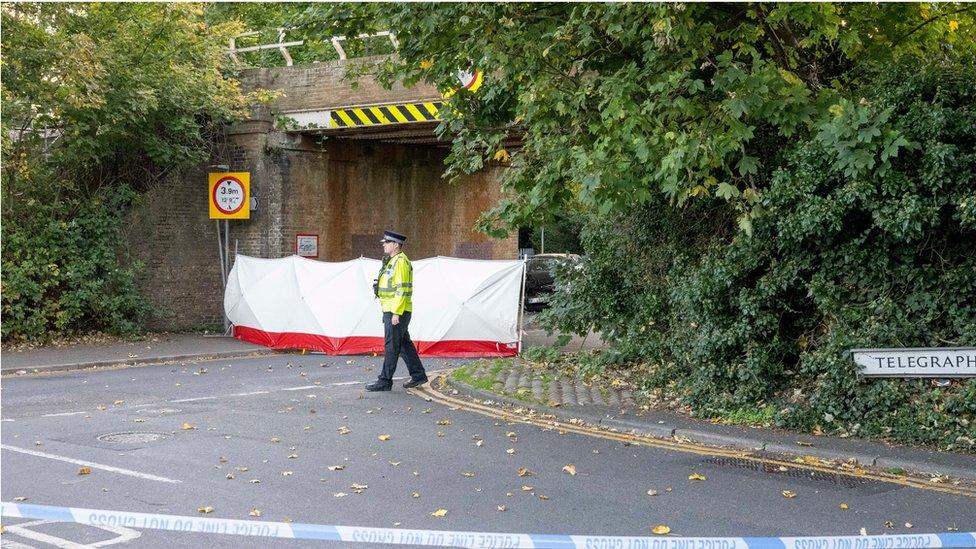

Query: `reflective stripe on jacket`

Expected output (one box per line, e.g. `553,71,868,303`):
377,252,413,315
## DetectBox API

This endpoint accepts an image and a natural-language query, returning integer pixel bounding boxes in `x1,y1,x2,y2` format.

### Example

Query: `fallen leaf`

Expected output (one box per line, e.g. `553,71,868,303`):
839,503,849,510
517,467,532,477
249,479,261,484
389,461,401,466
651,525,671,535
431,509,448,517
288,454,298,459
562,464,577,476
462,472,475,477
647,489,658,496
436,419,452,426
378,435,391,441
475,440,484,447
884,521,893,528
688,473,706,481
249,509,261,517
538,495,549,500
948,526,959,532
782,490,796,498
506,432,517,438
436,432,445,438
133,418,146,423
282,471,293,476
411,492,420,498
236,467,249,472
114,400,125,406
78,467,92,475
351,483,368,490
860,528,868,536
271,437,280,443
497,505,507,512
506,448,515,455
181,422,195,430
338,426,351,435
796,441,813,447
198,506,214,514
905,523,913,529
521,485,533,491
334,492,348,498
328,465,345,471
97,405,107,411
226,473,235,480
13,497,27,502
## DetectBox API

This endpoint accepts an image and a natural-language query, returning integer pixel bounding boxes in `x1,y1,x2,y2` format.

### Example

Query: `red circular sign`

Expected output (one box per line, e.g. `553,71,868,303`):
212,176,246,215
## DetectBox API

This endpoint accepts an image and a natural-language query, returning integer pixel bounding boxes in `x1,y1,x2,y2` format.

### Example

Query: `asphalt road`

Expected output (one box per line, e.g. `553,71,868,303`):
2,354,974,548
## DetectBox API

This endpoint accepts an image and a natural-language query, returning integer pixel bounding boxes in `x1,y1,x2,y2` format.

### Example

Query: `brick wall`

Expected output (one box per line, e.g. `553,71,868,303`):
240,56,440,111
124,129,515,331
123,61,515,331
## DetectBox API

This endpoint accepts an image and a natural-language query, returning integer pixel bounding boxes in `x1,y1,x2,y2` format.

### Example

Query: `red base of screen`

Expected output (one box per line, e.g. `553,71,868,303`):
233,325,518,358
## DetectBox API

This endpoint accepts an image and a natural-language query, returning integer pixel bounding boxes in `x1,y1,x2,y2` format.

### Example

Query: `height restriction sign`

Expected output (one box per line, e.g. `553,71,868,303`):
209,172,250,219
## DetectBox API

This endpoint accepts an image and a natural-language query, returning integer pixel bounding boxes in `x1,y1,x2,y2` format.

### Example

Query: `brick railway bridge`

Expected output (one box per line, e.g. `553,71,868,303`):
124,54,516,330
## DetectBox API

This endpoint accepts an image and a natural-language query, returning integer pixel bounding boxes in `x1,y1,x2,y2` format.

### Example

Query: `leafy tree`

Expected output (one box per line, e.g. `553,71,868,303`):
1,3,251,340
292,3,974,234
545,58,976,449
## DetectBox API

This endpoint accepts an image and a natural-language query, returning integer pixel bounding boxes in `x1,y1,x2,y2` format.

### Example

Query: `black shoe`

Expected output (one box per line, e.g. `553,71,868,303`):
365,381,392,392
402,376,428,389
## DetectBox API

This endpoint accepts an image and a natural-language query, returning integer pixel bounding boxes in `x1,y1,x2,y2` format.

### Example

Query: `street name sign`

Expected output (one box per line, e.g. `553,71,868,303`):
851,347,976,377
209,172,250,220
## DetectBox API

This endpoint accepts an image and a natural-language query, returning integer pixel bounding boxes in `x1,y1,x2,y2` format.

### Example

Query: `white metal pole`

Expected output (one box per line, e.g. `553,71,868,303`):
517,259,528,355
540,226,545,254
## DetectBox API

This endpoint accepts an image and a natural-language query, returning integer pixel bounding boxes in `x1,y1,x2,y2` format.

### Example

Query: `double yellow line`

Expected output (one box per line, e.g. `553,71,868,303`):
413,378,976,499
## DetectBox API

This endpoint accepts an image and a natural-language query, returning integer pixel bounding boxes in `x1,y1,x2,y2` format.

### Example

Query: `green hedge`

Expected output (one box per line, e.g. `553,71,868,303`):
1,186,148,341
541,60,976,450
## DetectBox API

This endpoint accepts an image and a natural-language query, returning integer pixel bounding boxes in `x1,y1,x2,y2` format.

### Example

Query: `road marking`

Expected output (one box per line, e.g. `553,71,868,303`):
280,385,320,391
0,445,181,484
3,519,140,548
414,380,976,499
170,390,270,403
1,418,15,422
40,412,89,418
0,539,38,548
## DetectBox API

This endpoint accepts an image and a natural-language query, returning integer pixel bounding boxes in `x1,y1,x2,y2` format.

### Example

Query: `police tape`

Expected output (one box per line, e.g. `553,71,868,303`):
2,502,974,548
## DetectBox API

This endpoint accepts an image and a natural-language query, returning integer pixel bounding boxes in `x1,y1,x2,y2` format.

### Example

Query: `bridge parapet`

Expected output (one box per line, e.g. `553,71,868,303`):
239,55,439,116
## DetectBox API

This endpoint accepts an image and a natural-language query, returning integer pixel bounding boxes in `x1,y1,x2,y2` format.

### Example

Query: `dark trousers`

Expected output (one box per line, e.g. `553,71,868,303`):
378,311,425,384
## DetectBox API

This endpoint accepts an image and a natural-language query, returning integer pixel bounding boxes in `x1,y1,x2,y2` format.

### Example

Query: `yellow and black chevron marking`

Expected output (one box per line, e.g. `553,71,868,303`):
329,101,443,128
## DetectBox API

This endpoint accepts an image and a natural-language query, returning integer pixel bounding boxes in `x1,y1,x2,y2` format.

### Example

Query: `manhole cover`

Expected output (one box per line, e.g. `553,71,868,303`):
97,432,171,444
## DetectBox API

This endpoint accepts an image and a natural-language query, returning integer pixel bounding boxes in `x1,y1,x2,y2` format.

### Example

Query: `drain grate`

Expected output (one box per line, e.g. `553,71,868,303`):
97,432,171,444
704,456,877,490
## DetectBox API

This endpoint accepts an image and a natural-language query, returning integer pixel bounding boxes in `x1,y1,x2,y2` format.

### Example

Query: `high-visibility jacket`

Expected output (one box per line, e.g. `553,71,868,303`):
377,252,413,315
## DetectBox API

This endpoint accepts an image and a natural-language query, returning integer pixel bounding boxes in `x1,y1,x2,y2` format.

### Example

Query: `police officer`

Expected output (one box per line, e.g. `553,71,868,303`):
366,230,428,391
